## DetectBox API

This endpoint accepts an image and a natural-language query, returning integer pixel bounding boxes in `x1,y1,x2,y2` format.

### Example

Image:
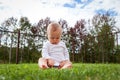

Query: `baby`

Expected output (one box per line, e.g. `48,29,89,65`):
38,22,72,69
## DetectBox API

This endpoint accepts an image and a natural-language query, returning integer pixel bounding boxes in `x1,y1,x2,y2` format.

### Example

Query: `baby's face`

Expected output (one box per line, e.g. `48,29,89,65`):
48,29,61,44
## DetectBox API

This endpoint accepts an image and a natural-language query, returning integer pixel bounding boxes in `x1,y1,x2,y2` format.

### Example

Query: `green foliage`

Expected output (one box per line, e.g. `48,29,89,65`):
0,13,120,63
87,13,117,63
0,63,120,80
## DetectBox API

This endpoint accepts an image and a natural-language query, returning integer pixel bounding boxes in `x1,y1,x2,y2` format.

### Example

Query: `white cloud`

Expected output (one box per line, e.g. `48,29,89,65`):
0,0,120,27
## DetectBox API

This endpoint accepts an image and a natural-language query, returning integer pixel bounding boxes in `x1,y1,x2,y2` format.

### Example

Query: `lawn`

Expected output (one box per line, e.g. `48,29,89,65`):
0,63,120,80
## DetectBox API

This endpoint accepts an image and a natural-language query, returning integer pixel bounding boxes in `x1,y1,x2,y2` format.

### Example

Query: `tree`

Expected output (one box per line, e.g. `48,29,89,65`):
31,17,51,52
68,19,87,62
91,12,117,63
19,17,32,63
0,17,18,63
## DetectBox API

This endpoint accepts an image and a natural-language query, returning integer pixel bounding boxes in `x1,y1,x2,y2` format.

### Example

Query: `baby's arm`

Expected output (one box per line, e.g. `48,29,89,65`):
42,42,55,67
42,42,51,59
64,43,70,61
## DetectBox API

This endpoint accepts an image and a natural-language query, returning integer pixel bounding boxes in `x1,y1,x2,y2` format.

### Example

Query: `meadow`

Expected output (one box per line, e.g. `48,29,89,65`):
0,63,120,80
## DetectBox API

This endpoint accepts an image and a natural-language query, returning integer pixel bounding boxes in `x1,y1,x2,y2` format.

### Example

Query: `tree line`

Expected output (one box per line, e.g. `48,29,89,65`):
0,12,120,64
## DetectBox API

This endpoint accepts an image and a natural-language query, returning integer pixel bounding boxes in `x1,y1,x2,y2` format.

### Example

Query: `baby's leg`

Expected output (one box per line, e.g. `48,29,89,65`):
38,58,49,69
60,60,72,69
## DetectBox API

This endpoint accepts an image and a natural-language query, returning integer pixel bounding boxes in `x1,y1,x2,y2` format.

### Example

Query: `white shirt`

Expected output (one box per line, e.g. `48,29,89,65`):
42,40,70,64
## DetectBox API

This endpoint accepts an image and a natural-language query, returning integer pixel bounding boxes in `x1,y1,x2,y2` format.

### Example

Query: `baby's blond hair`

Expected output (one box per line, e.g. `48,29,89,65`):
47,22,62,34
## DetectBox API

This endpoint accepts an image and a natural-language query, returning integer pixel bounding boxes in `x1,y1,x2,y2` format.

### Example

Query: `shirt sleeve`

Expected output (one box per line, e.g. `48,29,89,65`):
63,43,70,61
41,42,51,59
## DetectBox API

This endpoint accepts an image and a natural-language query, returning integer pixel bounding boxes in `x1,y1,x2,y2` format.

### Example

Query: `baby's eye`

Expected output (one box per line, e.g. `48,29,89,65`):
56,37,59,39
51,37,55,39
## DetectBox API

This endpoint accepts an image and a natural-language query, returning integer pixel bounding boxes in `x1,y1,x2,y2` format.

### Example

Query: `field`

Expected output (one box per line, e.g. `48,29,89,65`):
0,63,120,80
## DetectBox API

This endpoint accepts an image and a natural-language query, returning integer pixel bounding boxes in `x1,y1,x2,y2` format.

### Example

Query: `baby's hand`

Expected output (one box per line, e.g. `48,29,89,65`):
47,59,55,67
59,60,67,68
42,65,49,69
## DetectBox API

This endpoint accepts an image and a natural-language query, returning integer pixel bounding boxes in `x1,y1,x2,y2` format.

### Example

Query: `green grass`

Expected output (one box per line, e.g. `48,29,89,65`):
0,63,120,80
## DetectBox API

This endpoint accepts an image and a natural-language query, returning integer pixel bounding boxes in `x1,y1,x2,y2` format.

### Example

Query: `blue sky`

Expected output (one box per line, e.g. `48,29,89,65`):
0,0,120,27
